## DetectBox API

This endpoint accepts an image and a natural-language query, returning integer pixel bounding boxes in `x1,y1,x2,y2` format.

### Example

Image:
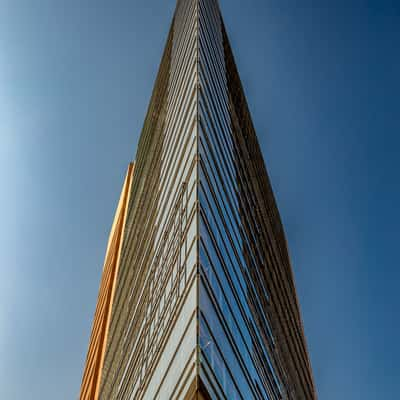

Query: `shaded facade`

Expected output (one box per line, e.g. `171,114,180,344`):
80,1,316,399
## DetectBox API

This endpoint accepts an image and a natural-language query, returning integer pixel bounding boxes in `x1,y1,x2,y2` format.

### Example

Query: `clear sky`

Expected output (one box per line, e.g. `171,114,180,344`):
1,0,399,398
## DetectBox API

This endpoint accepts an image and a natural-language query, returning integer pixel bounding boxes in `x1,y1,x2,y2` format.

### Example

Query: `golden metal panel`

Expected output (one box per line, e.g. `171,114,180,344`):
79,163,134,400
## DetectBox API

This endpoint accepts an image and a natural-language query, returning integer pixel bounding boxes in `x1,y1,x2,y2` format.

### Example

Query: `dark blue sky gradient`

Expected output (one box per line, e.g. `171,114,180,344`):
1,1,399,398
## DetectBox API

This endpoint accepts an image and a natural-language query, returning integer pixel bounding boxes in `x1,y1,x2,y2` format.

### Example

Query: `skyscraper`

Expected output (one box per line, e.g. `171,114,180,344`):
80,0,316,399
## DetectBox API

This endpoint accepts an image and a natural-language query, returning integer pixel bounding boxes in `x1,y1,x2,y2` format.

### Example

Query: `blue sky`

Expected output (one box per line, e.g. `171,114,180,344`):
1,0,399,398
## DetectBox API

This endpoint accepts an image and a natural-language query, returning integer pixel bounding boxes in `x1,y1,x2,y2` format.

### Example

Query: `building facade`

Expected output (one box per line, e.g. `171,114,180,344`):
80,1,316,399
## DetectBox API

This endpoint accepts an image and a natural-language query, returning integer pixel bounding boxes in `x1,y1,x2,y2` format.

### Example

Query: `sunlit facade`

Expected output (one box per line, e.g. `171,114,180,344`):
80,1,316,399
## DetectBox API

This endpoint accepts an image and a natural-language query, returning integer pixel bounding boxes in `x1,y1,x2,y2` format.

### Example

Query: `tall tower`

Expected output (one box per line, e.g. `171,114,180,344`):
80,1,316,399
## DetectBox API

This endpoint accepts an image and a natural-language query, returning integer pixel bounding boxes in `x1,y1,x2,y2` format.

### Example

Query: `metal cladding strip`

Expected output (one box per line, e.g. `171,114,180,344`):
79,163,135,400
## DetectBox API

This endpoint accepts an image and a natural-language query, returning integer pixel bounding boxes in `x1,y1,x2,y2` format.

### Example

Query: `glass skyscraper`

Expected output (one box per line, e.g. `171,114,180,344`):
80,1,316,399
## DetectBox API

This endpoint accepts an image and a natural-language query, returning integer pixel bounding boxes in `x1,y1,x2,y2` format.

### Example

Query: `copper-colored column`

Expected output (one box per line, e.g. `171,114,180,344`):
79,163,134,400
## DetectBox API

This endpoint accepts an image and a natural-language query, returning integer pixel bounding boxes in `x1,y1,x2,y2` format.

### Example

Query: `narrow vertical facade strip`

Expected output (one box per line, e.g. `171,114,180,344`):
79,163,134,400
